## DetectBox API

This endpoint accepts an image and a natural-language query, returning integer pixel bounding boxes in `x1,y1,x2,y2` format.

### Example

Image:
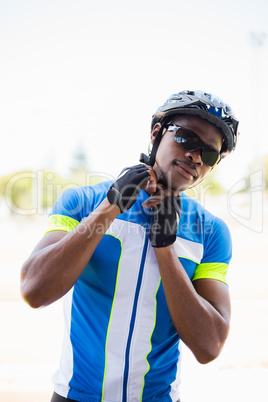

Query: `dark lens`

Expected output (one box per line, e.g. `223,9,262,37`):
174,127,220,167
201,151,220,167
174,128,199,150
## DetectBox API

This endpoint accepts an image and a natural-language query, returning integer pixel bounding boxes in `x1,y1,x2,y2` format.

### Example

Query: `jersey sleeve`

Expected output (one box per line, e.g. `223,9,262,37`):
192,217,232,284
44,187,88,234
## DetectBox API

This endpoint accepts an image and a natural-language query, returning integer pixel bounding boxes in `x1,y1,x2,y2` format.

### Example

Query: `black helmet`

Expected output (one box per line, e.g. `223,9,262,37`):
140,90,239,166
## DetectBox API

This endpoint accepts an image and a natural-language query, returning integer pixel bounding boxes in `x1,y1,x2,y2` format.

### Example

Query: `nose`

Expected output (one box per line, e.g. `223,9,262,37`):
185,148,203,166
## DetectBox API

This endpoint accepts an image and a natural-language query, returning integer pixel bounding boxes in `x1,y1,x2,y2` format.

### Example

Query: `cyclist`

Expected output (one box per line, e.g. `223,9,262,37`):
21,90,239,402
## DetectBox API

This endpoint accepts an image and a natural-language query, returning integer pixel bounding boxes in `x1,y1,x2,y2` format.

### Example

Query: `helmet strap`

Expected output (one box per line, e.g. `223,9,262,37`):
139,116,169,166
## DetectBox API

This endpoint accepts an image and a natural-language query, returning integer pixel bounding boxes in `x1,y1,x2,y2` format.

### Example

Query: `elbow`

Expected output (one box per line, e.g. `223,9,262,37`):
20,266,44,309
21,295,40,309
20,282,43,309
20,267,61,309
195,348,221,365
194,326,230,365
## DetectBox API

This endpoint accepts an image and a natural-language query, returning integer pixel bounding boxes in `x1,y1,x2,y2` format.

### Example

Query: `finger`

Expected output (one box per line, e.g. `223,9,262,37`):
118,164,148,177
142,195,163,209
137,171,151,186
142,165,157,194
142,200,161,209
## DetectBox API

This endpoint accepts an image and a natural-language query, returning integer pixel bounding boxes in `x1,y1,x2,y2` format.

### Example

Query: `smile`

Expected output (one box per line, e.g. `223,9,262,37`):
174,161,198,180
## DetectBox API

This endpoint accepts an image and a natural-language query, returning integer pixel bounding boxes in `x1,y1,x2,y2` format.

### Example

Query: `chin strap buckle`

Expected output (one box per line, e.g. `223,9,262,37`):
139,153,151,165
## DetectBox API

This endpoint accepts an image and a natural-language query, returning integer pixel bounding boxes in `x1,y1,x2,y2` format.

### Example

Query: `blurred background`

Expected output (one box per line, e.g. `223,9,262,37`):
0,0,267,401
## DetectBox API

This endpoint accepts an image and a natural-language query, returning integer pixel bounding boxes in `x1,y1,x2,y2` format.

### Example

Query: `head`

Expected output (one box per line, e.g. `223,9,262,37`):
140,90,239,194
151,114,223,193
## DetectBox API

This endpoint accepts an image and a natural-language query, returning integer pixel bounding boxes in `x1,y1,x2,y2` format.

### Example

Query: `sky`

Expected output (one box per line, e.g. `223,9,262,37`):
1,0,268,190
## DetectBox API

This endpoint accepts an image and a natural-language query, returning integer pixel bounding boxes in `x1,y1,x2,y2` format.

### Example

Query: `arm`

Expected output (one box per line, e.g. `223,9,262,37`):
154,245,231,364
20,199,120,308
21,164,157,309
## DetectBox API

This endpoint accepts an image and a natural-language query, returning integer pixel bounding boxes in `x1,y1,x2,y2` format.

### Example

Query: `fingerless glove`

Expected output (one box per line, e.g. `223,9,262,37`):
107,164,150,213
149,195,181,248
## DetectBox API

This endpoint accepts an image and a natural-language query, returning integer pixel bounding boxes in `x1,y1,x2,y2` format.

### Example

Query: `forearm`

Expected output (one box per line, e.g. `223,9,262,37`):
21,199,120,308
154,246,230,363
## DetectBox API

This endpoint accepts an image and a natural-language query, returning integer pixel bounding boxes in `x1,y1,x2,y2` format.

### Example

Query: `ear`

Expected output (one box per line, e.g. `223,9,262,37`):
150,122,162,144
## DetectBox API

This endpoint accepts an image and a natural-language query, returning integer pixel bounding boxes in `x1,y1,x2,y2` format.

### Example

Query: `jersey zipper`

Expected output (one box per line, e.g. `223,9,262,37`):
122,214,151,402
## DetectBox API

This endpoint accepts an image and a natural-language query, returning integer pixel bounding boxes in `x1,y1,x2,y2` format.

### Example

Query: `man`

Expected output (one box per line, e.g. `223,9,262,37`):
20,90,239,402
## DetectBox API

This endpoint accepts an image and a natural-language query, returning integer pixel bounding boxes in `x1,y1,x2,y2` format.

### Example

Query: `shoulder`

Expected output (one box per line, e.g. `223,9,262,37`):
180,192,230,235
179,193,232,260
49,181,113,221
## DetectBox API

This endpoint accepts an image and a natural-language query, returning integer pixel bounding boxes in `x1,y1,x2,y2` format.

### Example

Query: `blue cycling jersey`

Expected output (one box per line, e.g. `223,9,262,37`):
46,181,232,402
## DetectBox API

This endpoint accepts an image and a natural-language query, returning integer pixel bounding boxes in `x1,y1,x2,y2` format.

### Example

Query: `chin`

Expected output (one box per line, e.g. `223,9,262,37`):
164,174,195,193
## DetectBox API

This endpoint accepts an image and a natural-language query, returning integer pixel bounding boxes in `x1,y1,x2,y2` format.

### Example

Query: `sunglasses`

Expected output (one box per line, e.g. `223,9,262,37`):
167,124,221,167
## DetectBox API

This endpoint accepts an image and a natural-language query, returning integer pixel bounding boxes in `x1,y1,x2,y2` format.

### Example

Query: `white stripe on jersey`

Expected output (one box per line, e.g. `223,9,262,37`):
127,244,161,401
53,288,74,398
174,237,203,263
102,219,148,401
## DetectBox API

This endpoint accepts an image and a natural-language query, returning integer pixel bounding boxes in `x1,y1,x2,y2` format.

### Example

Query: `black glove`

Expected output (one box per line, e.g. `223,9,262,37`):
107,164,150,213
149,195,181,248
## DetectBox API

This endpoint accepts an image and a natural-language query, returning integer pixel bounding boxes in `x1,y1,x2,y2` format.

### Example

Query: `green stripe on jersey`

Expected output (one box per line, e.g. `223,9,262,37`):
45,214,79,234
192,262,228,284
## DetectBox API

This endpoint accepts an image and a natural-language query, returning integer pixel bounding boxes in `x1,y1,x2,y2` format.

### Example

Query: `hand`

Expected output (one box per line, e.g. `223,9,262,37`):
107,164,154,213
148,194,181,248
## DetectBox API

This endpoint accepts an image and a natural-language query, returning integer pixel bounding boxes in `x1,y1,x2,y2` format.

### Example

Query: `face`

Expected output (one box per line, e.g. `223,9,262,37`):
151,114,223,194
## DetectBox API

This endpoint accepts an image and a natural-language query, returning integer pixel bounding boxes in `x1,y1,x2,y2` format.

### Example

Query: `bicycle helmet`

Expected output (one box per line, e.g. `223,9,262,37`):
140,90,239,166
